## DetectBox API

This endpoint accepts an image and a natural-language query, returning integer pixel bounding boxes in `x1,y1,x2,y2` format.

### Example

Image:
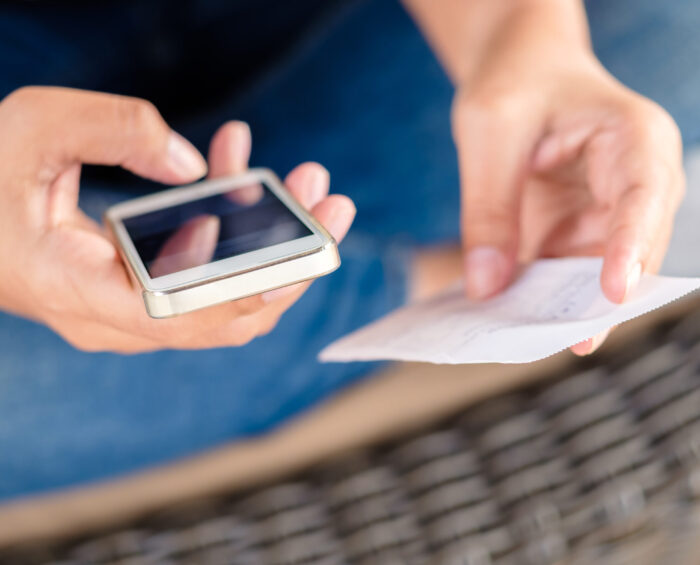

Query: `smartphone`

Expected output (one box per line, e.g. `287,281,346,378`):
105,168,340,318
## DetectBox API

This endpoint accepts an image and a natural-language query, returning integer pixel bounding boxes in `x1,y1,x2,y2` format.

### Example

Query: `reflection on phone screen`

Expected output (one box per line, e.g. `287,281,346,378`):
122,182,311,277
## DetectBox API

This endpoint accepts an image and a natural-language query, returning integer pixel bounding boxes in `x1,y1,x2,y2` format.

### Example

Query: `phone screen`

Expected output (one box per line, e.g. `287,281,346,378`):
122,181,312,278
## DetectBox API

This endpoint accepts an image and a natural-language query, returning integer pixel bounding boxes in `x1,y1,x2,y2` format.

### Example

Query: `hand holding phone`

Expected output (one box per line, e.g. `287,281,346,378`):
0,85,355,352
106,168,342,317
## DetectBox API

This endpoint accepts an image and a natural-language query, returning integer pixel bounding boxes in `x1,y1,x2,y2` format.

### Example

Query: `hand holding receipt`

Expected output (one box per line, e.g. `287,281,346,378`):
320,258,700,365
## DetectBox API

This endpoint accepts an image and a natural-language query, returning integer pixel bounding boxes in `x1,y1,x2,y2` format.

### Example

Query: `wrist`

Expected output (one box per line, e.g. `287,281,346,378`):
468,0,593,82
405,0,592,86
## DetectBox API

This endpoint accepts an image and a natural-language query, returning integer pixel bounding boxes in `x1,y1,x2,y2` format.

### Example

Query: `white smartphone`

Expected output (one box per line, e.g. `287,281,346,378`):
105,168,340,318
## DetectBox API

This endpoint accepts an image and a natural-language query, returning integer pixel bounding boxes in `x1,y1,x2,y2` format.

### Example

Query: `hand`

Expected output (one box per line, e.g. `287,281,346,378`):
451,9,684,355
0,87,355,353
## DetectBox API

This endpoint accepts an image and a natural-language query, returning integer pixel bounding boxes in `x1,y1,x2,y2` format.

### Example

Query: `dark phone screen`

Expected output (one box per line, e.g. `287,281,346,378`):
122,182,312,278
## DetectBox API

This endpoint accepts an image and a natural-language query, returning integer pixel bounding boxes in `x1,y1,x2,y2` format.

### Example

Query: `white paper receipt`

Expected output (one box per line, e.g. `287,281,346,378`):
320,258,700,365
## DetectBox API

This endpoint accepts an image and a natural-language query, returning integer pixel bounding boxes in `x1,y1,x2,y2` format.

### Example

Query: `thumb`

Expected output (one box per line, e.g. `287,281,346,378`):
455,96,533,300
9,87,207,185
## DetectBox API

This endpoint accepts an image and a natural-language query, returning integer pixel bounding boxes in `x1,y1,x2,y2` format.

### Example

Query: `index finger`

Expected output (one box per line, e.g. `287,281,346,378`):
601,166,683,303
3,86,207,184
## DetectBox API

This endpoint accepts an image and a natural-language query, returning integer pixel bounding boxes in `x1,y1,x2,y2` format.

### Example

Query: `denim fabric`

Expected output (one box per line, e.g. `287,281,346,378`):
0,0,698,501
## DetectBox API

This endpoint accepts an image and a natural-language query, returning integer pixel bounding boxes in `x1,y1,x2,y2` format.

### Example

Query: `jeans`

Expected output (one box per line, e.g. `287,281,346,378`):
0,0,698,502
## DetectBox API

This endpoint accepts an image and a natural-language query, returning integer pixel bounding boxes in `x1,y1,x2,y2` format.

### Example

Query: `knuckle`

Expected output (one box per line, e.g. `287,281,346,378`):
644,101,679,136
3,86,42,108
233,295,265,316
40,293,72,319
465,192,517,226
115,97,163,142
463,197,518,248
0,87,49,134
644,158,676,196
137,318,180,345
64,335,104,353
455,86,523,133
613,98,684,205
675,170,687,202
236,330,256,347
624,98,682,150
230,319,259,347
259,315,281,337
656,110,682,146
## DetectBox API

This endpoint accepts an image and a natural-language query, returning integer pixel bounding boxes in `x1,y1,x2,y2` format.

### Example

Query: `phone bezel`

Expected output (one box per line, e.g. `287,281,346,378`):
105,168,333,293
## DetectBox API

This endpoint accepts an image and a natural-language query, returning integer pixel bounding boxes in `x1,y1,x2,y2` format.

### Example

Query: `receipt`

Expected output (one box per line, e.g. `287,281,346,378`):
320,258,700,365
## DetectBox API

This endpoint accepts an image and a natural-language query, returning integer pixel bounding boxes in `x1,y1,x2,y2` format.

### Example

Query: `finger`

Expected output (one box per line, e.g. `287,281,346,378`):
571,327,612,356
593,100,684,303
260,194,356,305
37,224,257,347
182,162,335,319
532,123,595,172
150,214,221,277
64,193,355,350
207,121,263,205
198,199,357,347
207,120,251,178
645,213,675,275
88,192,355,347
108,186,352,344
49,317,160,354
46,173,352,350
224,183,265,206
310,193,356,242
98,269,268,347
600,173,680,303
284,162,330,210
601,185,658,303
453,91,541,300
6,86,207,184
192,304,287,350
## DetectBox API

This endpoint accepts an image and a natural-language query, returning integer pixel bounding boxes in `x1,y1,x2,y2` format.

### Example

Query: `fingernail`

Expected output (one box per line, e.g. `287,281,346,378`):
308,167,330,207
573,328,610,356
589,328,610,353
465,246,509,300
168,131,208,178
624,262,642,301
324,200,356,240
573,337,594,356
262,282,304,304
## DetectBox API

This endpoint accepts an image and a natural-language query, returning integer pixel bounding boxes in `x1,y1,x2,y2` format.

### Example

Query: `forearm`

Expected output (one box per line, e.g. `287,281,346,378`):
401,0,591,85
